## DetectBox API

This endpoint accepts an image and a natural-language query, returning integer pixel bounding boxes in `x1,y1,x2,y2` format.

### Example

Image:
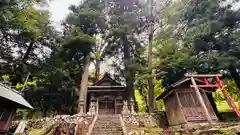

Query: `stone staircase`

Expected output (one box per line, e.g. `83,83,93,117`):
91,115,124,135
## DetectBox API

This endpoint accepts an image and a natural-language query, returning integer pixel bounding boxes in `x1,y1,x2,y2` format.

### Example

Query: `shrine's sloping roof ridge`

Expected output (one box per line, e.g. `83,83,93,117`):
92,73,123,86
0,83,33,109
88,73,125,91
156,77,212,100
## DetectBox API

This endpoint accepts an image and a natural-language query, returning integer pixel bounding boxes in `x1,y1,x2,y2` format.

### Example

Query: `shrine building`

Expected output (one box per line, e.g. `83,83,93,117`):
86,73,128,114
156,74,220,126
0,83,33,133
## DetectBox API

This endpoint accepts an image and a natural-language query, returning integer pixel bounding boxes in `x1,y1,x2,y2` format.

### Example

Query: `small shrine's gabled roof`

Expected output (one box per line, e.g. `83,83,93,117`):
156,77,214,100
92,73,123,86
0,83,33,109
88,73,125,91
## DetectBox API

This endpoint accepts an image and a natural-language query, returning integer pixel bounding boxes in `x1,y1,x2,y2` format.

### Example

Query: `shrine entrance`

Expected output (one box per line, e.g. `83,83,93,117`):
87,73,127,114
98,96,115,114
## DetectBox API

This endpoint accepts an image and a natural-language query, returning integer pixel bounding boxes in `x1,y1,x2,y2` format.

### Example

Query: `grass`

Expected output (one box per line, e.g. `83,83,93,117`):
28,129,43,135
28,128,57,135
216,101,240,112
129,127,163,135
216,101,240,121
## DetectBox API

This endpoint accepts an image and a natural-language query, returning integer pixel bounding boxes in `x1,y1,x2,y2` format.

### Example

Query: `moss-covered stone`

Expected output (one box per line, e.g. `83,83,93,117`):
128,127,163,135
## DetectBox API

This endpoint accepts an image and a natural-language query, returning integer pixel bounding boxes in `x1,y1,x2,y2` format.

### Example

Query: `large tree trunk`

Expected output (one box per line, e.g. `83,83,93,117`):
78,55,90,114
148,32,154,113
229,66,240,89
147,0,155,113
23,40,35,63
94,58,100,81
122,35,135,102
11,40,35,85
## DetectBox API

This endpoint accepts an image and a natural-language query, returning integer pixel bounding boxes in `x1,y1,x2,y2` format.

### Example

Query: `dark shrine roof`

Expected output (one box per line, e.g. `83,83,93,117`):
88,73,125,92
156,77,215,100
0,83,33,109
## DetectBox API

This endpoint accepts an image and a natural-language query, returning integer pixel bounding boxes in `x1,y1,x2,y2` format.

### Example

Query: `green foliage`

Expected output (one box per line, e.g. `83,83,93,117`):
135,89,147,112
63,34,95,56
152,0,240,90
130,127,163,135
174,132,181,135
16,83,25,89
216,101,240,112
27,81,37,86
213,79,240,103
154,80,165,111
135,77,165,112
1,74,9,81
214,129,237,135
15,81,37,89
2,0,240,118
88,82,93,86
1,74,36,89
95,51,101,58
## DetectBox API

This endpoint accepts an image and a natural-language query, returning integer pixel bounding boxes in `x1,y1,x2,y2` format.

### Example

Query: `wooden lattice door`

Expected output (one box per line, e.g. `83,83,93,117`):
98,97,115,114
178,91,207,121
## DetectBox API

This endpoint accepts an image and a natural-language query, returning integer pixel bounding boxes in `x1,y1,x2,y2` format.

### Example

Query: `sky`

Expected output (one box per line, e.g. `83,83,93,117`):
49,0,82,30
48,0,112,74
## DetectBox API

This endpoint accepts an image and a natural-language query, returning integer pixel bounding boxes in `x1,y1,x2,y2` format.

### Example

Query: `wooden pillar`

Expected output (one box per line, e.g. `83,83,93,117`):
97,98,99,114
190,77,212,126
114,97,117,114
78,99,85,114
175,91,187,123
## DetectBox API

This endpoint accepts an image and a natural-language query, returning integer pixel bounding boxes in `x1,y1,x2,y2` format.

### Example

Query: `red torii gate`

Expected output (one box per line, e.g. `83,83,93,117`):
185,73,240,120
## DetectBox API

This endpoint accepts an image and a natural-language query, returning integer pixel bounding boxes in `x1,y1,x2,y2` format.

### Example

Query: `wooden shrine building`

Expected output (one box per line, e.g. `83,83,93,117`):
0,83,33,133
86,73,127,114
156,74,220,126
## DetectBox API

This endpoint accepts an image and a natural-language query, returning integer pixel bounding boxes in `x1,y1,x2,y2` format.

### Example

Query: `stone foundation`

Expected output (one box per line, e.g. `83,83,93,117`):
121,112,167,135
10,114,95,135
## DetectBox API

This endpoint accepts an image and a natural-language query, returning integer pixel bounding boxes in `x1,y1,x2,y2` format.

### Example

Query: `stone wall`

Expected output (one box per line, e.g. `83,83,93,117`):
121,112,168,134
11,114,95,135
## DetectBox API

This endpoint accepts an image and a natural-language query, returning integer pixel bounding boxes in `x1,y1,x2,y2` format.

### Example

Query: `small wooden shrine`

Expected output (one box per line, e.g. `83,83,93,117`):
156,73,240,126
86,73,127,114
0,83,33,133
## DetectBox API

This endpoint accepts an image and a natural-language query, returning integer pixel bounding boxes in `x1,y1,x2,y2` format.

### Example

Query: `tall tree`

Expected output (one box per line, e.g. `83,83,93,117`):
64,0,107,113
181,0,240,88
106,0,145,102
0,0,57,85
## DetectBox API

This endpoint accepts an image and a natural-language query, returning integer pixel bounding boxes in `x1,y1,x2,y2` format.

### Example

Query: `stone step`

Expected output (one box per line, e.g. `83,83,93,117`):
92,132,123,134
93,129,122,131
95,122,121,123
94,123,121,125
92,133,123,135
91,115,123,135
94,125,122,127
95,121,121,123
92,130,123,133
95,121,121,124
92,131,123,133
94,126,122,128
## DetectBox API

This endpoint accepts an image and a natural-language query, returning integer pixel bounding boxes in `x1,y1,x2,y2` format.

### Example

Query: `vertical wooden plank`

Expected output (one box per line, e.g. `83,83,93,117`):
96,98,99,114
0,108,4,120
190,77,212,126
175,91,187,124
114,97,117,114
164,97,172,126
